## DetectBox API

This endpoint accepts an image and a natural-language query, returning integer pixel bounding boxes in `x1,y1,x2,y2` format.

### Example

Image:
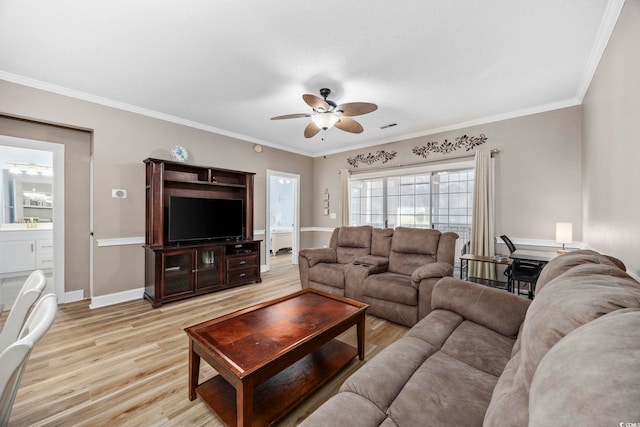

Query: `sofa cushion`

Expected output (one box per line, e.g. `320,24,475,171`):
529,309,640,426
406,309,464,349
341,336,437,410
308,263,345,288
535,249,625,293
388,351,499,427
335,225,373,264
299,391,387,427
484,262,640,427
371,227,393,256
522,263,640,377
388,227,440,275
364,272,417,305
433,278,531,338
440,320,515,377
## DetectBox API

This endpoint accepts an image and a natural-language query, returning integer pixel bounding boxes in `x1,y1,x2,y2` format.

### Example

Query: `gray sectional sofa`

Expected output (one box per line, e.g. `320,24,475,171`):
298,226,459,326
300,250,640,426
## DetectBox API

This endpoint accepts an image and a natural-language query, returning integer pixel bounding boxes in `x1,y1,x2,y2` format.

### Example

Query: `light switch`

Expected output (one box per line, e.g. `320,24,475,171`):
112,189,127,198
329,212,337,219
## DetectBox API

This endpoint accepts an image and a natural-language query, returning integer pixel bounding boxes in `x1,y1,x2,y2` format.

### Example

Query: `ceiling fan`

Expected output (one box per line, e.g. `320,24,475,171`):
271,88,378,138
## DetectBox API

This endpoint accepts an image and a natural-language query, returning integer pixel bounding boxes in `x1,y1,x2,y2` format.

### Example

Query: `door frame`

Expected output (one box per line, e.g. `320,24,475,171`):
265,170,300,271
0,136,65,303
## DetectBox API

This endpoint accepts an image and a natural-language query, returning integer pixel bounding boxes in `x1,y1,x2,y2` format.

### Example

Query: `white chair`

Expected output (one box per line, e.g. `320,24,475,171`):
0,270,47,353
0,293,57,426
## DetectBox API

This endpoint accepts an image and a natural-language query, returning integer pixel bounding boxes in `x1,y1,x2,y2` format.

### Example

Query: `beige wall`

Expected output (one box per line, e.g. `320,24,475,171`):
0,80,314,297
0,116,91,294
582,0,640,278
312,106,583,243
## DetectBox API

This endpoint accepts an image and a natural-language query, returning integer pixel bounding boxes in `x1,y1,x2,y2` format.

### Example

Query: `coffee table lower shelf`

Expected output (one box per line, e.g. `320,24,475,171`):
196,339,358,427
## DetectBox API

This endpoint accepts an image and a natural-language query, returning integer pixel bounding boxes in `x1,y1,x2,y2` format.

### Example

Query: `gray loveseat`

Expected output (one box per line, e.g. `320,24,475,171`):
300,250,640,426
298,226,459,326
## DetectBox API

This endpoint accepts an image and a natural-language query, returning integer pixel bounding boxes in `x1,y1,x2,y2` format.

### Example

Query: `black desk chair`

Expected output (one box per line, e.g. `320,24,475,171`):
499,235,516,292
511,259,544,299
500,235,516,254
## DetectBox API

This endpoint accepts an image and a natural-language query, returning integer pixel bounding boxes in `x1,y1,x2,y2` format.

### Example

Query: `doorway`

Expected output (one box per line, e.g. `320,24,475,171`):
0,136,65,304
265,170,300,271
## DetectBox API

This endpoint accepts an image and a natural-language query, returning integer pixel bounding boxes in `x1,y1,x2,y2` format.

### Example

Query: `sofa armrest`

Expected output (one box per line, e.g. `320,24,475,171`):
344,263,387,301
298,247,337,268
411,262,454,283
354,255,389,268
432,277,531,338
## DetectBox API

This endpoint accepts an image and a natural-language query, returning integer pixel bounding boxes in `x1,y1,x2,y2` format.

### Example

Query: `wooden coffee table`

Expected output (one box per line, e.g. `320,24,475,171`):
185,288,369,427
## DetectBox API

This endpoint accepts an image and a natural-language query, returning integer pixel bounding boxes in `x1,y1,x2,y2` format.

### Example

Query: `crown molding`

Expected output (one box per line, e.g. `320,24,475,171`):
313,98,581,157
576,0,626,102
0,71,315,157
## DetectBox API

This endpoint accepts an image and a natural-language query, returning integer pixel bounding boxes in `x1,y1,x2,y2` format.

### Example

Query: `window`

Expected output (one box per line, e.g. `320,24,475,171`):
350,164,474,264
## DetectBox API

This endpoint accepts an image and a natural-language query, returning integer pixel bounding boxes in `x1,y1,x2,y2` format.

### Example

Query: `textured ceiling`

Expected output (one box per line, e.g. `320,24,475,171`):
0,1,622,156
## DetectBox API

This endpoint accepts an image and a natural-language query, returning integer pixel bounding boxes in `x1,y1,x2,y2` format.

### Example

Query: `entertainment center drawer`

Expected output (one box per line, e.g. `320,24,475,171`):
227,266,259,285
226,254,258,270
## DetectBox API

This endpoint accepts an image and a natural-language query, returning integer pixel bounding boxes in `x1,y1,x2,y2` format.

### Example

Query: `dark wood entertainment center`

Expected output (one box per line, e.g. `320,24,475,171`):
143,158,261,308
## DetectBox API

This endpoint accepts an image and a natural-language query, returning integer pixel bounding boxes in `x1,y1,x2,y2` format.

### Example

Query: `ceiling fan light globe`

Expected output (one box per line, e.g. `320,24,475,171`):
312,112,340,130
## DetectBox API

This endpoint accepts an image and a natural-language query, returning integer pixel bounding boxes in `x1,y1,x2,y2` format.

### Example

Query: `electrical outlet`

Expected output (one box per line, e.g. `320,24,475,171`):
112,189,127,198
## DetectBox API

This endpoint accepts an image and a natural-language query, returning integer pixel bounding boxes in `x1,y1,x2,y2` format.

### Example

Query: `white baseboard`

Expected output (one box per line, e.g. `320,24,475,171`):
64,290,84,303
96,237,145,247
90,287,144,309
300,227,334,233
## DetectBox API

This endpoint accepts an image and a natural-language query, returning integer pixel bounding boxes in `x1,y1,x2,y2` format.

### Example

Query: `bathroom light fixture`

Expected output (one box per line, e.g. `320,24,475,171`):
5,162,53,176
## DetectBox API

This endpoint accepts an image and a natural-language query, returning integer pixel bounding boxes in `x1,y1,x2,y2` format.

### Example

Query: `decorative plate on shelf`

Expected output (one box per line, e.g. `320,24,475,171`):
171,146,188,162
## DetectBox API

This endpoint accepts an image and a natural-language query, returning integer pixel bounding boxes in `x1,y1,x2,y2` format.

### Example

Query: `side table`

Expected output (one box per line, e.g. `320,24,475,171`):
460,254,513,291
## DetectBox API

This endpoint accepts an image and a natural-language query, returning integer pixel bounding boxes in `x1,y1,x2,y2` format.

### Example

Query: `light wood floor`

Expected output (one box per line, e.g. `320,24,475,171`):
4,255,408,426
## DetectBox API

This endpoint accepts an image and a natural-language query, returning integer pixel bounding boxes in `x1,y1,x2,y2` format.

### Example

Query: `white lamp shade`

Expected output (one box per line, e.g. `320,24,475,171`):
556,222,573,244
311,112,340,130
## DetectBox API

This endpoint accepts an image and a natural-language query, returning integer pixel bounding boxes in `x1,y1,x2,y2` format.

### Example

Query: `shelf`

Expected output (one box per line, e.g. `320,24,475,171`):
165,269,190,279
23,205,53,210
195,339,358,427
163,178,246,188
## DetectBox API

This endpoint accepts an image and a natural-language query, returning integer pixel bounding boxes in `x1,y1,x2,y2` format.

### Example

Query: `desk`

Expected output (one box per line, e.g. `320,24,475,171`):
460,254,512,290
510,249,558,263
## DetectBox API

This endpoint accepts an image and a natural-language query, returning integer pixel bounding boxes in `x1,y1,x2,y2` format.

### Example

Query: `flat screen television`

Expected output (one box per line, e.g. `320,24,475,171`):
168,196,244,243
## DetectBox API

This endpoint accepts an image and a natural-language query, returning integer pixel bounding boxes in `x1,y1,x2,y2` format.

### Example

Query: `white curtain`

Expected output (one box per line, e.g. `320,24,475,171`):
339,169,350,226
470,149,495,279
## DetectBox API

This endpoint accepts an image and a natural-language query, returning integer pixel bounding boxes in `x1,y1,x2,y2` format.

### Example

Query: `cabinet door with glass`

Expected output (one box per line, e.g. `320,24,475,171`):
195,247,223,291
160,249,195,299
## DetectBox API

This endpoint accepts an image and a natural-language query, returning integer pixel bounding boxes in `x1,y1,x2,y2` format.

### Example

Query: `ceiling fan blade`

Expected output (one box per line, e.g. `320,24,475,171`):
335,117,364,134
302,94,331,112
335,102,378,117
304,122,321,138
270,113,310,120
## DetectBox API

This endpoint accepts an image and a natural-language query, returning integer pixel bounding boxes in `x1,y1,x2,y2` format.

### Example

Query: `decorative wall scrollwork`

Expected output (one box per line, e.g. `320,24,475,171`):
347,150,397,168
412,134,487,159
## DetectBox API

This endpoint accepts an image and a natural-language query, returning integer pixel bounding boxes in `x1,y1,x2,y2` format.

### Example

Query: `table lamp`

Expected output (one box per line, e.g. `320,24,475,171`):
556,222,572,253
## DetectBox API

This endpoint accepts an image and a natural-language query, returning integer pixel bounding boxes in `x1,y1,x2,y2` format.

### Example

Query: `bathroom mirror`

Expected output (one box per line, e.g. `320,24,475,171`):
1,146,53,224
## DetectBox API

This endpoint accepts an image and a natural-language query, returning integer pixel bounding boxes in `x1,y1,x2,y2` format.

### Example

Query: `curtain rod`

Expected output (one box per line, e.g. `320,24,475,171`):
340,148,500,174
